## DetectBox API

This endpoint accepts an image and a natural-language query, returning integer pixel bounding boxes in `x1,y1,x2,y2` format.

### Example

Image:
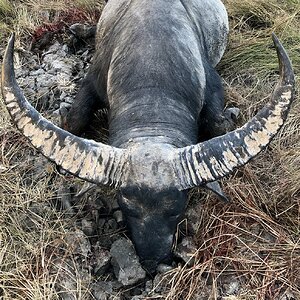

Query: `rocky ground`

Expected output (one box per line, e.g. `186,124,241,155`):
8,24,257,300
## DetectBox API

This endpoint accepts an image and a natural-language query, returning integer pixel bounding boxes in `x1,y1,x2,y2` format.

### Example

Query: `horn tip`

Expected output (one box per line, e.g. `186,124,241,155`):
271,32,278,43
2,32,17,88
271,32,294,86
271,32,283,53
7,32,15,49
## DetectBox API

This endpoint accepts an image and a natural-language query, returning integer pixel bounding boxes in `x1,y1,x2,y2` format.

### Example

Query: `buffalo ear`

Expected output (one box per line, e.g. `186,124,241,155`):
59,106,69,130
204,181,229,202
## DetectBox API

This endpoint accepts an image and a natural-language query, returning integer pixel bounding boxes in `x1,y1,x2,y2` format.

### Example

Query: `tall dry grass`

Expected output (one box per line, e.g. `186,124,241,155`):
0,0,299,299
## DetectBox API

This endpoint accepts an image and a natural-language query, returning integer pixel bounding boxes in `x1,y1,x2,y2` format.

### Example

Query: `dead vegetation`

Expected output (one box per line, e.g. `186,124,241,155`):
0,0,299,299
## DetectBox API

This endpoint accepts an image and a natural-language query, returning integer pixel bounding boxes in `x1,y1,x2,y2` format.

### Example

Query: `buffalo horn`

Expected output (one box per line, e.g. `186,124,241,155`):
174,34,295,189
1,34,125,187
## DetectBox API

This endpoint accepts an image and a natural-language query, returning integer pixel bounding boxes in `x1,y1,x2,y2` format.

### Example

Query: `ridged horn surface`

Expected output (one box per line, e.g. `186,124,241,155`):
174,33,295,189
1,34,126,187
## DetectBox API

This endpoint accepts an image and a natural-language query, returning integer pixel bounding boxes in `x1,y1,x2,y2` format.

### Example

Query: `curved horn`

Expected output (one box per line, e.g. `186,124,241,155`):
1,34,126,187
174,33,295,190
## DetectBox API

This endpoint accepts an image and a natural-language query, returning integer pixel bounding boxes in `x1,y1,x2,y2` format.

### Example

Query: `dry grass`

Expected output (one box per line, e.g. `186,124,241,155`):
0,0,300,299
0,0,104,41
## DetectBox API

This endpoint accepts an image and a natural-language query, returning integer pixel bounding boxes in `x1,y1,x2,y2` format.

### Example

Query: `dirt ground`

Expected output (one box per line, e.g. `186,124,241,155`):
0,1,299,299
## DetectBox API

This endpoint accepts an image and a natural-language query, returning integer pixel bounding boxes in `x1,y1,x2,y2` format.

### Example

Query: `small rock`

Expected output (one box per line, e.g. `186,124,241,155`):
91,282,113,300
98,218,107,231
81,218,97,236
223,280,240,296
64,229,91,257
56,185,74,215
69,23,97,40
18,76,36,91
36,73,57,88
174,237,198,266
156,264,173,274
131,296,145,300
110,238,146,286
185,205,201,234
191,282,215,300
64,97,74,104
29,68,45,76
93,245,111,276
91,280,123,298
52,258,91,300
106,218,118,231
152,273,169,294
82,49,91,62
144,280,153,293
102,196,119,213
113,210,124,225
108,295,122,300
60,101,72,110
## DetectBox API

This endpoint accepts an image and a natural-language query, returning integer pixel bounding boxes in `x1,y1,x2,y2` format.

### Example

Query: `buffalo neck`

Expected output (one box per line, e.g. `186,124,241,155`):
108,88,201,148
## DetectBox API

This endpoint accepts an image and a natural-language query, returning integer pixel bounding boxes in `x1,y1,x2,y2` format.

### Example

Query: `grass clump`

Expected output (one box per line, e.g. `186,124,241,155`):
0,0,13,17
0,0,14,39
0,0,299,299
221,0,300,76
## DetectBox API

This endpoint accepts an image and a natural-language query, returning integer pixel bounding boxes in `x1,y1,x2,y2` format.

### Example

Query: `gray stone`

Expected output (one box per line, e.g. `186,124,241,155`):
69,23,96,40
144,280,153,293
110,238,146,286
102,196,119,213
81,218,97,236
191,284,214,300
174,237,197,266
64,97,74,104
91,282,112,300
152,273,168,294
223,280,240,296
57,185,74,215
93,245,111,276
113,210,124,225
91,281,123,300
185,205,202,235
64,229,91,257
108,296,122,300
60,101,72,110
52,258,91,300
18,76,36,90
106,218,118,231
29,68,45,76
156,264,173,274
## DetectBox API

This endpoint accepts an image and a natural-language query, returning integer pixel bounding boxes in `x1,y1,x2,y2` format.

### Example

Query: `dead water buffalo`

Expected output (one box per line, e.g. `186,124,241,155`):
1,0,295,272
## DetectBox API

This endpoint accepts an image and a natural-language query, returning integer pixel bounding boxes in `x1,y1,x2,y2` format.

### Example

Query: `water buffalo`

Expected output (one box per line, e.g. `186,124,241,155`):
1,0,294,273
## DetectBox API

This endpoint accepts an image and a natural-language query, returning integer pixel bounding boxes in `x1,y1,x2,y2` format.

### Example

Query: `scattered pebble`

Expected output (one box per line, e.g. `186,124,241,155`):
92,244,111,276
174,236,198,266
64,229,91,257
